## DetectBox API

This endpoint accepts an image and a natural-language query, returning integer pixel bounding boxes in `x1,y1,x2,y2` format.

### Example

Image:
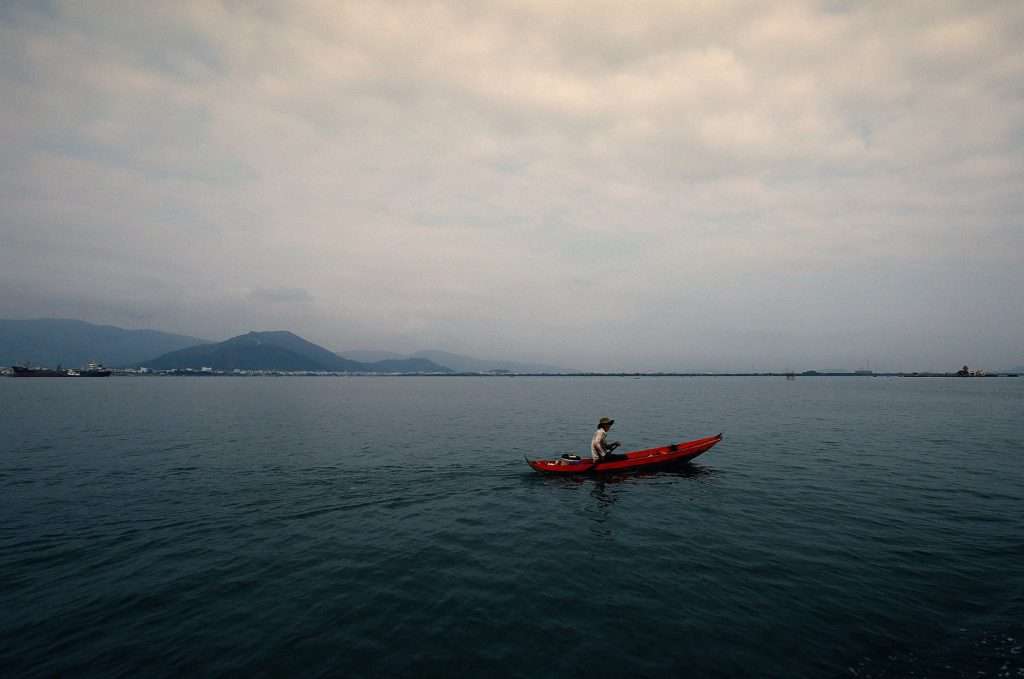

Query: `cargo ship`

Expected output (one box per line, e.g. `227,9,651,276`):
10,361,111,377
79,361,112,377
11,365,69,377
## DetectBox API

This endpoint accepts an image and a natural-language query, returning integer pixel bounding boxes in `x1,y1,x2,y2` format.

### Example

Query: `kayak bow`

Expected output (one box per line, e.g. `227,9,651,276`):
526,433,722,474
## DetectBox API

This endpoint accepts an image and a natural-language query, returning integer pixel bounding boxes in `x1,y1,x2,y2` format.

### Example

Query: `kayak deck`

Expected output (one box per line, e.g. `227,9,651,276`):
526,433,723,474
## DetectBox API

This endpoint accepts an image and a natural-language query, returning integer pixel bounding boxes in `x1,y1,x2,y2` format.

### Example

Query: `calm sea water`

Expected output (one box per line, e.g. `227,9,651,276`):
1,376,1021,678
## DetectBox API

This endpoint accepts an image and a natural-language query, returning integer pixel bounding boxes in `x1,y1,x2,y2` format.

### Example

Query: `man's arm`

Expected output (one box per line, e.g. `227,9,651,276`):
598,432,621,455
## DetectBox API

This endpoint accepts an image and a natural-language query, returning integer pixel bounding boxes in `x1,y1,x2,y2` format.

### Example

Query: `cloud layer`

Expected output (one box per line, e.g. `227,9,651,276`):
2,1,1022,370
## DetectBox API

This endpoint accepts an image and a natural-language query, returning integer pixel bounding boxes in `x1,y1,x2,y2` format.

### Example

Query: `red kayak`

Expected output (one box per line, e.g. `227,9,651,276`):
526,433,723,474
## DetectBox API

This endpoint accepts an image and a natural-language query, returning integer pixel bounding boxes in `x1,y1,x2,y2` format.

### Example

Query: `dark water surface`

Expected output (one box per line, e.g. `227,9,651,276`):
2,376,1022,678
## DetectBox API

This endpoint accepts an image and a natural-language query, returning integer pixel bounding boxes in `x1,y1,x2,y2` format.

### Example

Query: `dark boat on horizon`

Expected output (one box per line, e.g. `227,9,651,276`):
10,361,111,377
11,365,69,377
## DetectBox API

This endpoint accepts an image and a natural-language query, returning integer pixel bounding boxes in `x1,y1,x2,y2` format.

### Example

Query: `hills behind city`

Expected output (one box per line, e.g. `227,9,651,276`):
0,319,572,374
2,318,1021,375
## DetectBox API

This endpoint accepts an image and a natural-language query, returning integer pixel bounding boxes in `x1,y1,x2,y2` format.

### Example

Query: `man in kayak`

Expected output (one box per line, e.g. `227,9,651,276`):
591,417,622,464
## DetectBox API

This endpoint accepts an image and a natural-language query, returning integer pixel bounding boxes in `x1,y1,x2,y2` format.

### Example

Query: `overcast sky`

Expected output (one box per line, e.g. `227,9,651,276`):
1,1,1021,371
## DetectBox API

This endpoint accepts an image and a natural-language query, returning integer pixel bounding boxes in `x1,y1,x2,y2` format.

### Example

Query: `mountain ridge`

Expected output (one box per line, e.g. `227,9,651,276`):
0,318,208,368
1,318,573,373
340,348,575,373
144,331,452,373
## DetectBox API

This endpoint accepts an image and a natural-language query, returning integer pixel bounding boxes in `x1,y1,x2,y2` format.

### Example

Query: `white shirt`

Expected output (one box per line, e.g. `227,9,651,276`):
591,428,608,461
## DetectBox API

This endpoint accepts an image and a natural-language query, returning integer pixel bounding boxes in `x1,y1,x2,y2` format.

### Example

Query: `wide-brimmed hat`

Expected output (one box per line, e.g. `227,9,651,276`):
598,417,615,427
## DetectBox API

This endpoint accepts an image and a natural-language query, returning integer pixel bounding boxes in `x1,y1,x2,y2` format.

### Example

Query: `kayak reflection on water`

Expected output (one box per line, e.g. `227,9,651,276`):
524,463,717,501
588,464,718,489
588,480,618,532
585,466,718,529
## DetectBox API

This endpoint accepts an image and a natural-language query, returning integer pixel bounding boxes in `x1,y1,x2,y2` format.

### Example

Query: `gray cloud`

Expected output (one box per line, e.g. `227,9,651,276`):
1,1,1021,370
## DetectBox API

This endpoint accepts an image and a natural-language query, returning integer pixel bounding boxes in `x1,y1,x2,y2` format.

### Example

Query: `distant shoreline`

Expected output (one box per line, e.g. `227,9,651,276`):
5,370,1018,378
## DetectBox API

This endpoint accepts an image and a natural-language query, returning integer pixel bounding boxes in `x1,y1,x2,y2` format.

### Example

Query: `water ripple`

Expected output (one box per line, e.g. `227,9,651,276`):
1,376,1021,678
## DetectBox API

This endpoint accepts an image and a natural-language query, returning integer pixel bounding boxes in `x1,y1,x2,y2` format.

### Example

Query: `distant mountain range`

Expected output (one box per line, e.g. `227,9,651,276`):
0,318,208,368
0,318,573,373
3,319,1016,375
340,349,574,374
143,331,453,373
